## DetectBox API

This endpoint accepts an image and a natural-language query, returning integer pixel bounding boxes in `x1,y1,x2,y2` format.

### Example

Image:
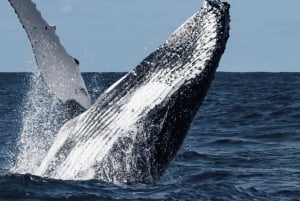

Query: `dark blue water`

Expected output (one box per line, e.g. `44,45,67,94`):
0,72,299,201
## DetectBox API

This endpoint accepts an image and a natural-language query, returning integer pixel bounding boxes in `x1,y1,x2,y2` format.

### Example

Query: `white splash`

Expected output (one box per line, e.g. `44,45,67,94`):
11,72,63,174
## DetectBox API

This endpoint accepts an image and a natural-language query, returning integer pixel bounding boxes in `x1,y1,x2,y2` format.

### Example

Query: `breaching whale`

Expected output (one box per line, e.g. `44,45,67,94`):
9,0,230,183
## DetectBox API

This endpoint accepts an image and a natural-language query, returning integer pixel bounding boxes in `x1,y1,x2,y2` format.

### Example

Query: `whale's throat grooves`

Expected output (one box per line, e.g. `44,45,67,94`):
34,0,230,183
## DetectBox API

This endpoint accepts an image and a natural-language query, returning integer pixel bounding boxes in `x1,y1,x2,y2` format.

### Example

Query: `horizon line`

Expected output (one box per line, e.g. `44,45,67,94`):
0,71,299,73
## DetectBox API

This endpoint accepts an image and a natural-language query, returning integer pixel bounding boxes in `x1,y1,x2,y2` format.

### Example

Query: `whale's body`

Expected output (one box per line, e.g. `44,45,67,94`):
9,0,230,183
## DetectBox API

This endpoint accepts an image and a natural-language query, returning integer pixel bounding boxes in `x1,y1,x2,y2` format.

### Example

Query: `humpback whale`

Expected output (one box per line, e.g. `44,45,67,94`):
9,0,230,183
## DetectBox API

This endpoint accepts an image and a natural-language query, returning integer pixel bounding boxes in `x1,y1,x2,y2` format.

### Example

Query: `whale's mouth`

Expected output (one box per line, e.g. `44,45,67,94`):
9,0,230,184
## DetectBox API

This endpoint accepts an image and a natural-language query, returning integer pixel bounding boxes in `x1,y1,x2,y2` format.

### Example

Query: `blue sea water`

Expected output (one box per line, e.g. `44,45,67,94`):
0,72,299,201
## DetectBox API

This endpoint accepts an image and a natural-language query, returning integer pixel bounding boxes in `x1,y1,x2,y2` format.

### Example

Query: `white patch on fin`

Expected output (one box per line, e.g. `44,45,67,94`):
9,0,92,109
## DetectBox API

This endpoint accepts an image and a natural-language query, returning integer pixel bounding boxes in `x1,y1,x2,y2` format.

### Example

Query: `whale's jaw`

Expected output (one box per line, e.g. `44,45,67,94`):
30,0,230,184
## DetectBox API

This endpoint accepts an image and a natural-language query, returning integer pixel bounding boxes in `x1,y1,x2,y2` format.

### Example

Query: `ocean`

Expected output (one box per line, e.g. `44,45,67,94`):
0,72,299,201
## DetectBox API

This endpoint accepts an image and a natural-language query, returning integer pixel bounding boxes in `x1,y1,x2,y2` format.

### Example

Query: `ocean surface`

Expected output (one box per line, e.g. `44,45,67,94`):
0,72,299,201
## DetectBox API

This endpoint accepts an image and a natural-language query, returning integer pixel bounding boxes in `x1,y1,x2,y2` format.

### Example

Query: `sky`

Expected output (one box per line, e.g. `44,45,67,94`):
0,0,299,72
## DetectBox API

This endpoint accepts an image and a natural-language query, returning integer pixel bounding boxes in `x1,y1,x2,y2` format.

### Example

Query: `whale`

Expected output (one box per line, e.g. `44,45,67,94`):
9,0,230,183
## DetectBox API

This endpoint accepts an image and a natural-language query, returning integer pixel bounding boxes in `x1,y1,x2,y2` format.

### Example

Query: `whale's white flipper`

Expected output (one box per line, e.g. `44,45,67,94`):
9,0,92,110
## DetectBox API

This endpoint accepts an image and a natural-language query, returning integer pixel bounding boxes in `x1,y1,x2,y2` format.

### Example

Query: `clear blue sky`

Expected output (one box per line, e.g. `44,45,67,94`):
0,0,299,72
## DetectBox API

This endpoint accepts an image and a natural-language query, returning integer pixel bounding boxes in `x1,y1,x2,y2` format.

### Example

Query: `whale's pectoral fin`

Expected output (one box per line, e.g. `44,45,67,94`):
8,0,92,111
